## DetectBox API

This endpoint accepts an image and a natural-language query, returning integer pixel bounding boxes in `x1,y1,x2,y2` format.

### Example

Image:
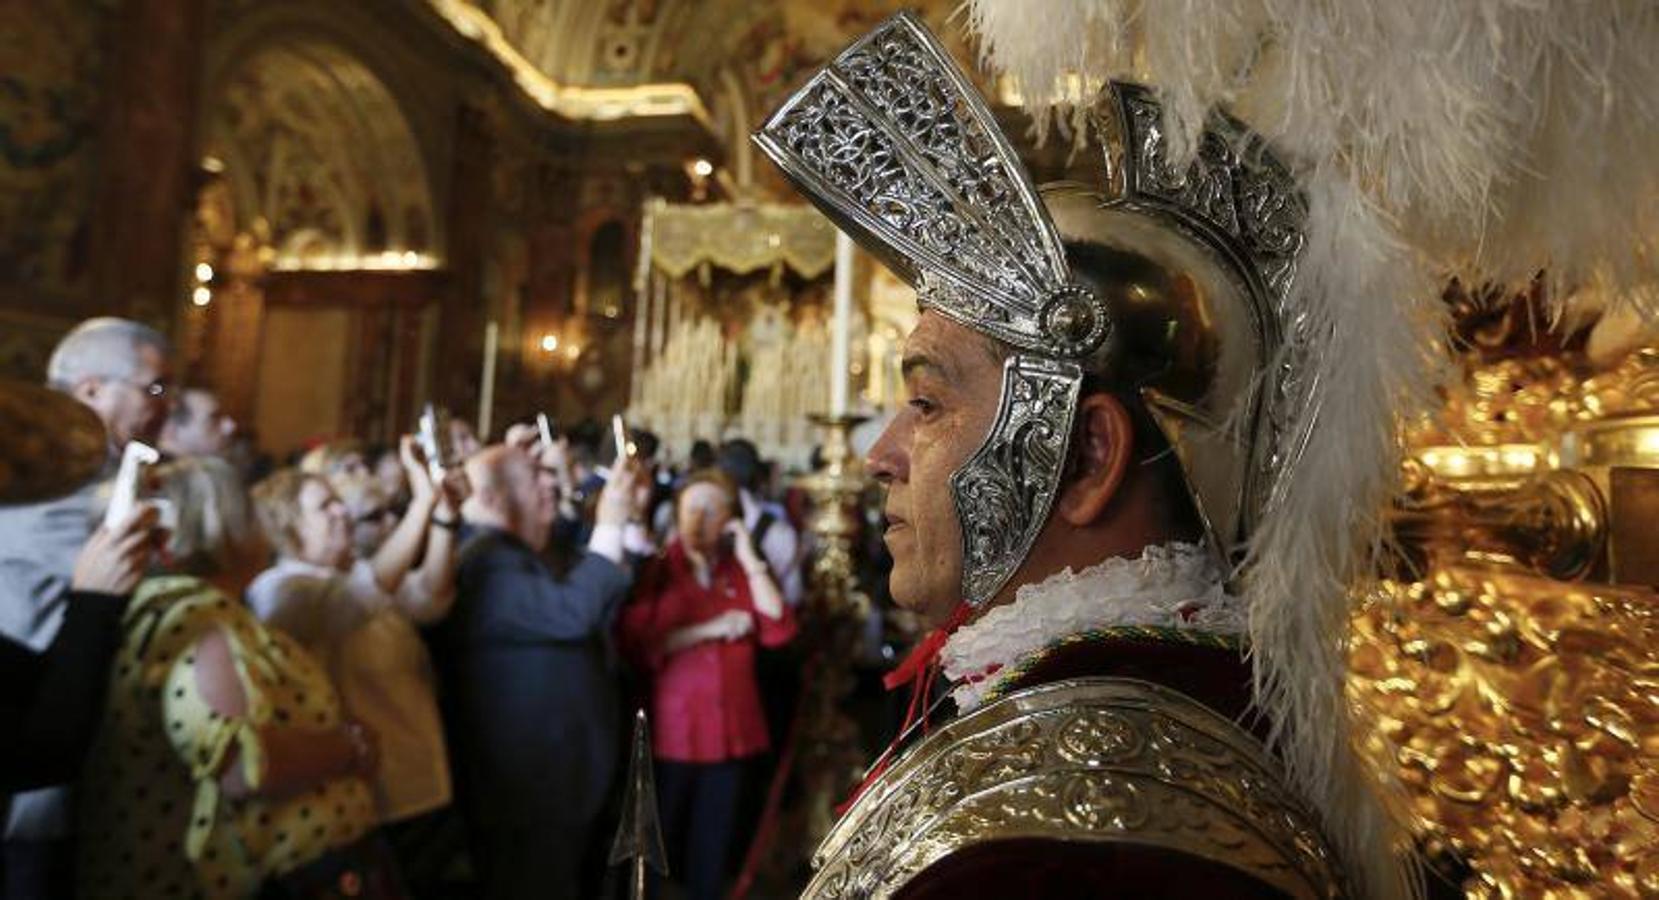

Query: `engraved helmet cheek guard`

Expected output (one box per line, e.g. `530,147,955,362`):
754,13,1307,608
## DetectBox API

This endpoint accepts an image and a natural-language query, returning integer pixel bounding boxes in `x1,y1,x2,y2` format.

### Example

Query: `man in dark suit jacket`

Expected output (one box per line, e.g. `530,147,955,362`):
440,444,649,900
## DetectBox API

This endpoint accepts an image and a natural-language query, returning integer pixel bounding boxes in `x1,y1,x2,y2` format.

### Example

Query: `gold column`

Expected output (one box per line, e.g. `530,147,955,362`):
796,413,872,845
206,230,271,427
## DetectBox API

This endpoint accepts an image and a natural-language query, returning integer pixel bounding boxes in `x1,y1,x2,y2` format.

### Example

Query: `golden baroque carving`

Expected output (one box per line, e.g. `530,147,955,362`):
1411,348,1659,449
1349,568,1659,896
1365,281,1659,896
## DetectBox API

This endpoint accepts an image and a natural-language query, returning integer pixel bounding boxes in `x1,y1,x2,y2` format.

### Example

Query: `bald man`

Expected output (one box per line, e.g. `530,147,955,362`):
438,444,647,900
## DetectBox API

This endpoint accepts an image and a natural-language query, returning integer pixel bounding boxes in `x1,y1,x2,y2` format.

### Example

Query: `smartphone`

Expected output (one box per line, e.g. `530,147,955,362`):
105,441,160,529
611,413,632,461
536,412,555,449
417,404,455,485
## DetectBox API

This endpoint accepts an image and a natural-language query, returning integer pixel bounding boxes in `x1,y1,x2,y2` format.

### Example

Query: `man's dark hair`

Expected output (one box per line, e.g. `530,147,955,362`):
1064,239,1207,539
716,438,764,492
689,439,716,471
630,428,660,461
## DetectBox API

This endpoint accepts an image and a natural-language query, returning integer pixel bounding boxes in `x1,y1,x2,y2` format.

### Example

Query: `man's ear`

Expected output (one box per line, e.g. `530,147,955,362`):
70,377,101,407
1055,393,1133,527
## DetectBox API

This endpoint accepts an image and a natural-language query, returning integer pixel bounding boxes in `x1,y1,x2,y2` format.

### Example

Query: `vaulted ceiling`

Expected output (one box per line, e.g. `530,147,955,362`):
468,0,962,88
444,0,974,186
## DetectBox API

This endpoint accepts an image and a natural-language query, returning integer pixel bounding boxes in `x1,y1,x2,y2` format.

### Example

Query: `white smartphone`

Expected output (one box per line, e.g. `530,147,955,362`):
537,412,555,449
105,441,159,529
611,413,631,461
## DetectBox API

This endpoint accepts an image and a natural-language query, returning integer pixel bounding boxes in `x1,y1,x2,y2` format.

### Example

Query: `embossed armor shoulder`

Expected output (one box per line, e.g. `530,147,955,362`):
804,678,1345,900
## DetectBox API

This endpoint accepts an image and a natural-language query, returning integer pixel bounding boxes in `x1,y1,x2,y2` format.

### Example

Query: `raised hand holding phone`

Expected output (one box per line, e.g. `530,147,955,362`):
724,518,766,574
416,404,455,487
595,457,643,528
399,435,436,503
104,441,159,530
74,503,160,595
612,413,630,462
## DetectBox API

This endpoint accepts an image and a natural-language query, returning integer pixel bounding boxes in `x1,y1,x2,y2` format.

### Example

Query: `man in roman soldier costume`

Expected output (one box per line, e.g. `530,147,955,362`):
754,13,1417,900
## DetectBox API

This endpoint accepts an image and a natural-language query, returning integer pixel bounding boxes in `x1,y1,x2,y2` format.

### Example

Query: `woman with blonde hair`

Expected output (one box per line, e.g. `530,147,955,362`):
150,454,265,592
247,440,462,896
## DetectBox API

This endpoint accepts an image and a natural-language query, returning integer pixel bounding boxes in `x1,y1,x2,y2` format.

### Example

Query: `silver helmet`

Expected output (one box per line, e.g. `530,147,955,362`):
754,12,1309,607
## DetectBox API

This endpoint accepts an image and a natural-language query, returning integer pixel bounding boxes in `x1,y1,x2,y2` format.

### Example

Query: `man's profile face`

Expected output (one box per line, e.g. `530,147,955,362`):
165,389,233,457
80,343,172,448
866,311,1004,626
502,451,550,552
450,418,482,460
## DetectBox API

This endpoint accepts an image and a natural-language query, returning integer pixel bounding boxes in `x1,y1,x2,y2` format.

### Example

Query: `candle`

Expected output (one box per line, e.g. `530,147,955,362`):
478,320,499,439
830,231,854,417
631,273,651,409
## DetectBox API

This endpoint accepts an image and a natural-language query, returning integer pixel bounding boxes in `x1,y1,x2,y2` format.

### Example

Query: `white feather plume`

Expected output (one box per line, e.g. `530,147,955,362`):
965,1,1659,898
967,0,1659,297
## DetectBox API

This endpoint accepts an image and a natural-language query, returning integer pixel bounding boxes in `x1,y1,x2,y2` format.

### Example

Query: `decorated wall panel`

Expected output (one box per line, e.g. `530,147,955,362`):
0,1,114,377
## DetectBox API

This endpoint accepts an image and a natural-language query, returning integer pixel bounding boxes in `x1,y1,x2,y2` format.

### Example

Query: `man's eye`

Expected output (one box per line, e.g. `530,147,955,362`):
908,397,937,417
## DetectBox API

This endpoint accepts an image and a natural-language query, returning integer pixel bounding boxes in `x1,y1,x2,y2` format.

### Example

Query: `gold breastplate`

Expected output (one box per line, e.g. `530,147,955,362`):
804,678,1345,899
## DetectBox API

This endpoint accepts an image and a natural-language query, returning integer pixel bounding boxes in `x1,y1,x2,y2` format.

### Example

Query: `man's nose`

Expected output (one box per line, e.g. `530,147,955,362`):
865,416,910,485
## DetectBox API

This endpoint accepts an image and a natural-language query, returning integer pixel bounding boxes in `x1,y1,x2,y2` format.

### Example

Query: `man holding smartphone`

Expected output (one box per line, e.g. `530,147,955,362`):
438,438,650,900
0,317,172,897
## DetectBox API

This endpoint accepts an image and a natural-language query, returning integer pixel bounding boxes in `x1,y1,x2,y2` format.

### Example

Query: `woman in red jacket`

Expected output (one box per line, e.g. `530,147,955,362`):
619,468,796,900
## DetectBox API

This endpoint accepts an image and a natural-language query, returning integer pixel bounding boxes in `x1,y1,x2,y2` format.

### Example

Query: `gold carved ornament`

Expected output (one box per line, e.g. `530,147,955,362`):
1349,571,1659,896
1353,285,1659,897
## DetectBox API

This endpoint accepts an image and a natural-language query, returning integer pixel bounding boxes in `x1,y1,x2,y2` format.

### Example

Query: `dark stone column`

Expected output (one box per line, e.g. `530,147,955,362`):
89,0,207,328
434,102,493,414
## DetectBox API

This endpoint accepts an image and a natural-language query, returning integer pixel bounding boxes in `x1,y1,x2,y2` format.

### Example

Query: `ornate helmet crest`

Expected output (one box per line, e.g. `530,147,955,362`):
754,11,1309,607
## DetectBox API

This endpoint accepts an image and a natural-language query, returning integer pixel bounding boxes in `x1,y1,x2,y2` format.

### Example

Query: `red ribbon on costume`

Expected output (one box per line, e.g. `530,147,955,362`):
838,602,975,815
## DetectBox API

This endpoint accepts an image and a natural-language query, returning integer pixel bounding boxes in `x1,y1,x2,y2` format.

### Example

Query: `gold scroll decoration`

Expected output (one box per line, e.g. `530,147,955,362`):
1349,569,1659,897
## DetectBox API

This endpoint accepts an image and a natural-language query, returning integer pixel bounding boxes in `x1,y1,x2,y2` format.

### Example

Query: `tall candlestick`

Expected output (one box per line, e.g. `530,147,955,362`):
830,231,854,417
478,319,499,439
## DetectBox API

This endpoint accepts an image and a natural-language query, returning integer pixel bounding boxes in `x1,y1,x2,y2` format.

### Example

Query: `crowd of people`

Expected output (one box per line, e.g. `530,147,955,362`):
1,316,815,900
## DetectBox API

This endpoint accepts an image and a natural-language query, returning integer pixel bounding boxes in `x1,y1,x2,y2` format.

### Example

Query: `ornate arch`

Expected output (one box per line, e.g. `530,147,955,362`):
204,39,439,269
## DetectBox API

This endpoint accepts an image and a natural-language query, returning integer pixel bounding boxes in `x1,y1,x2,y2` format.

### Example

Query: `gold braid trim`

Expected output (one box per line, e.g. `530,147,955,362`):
977,626,1246,706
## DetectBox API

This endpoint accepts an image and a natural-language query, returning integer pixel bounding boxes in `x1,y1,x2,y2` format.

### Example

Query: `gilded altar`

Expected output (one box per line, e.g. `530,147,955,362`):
1350,285,1659,897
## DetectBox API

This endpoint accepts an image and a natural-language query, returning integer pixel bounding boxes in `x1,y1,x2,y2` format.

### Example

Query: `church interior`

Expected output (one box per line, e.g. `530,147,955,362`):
2,1,1657,898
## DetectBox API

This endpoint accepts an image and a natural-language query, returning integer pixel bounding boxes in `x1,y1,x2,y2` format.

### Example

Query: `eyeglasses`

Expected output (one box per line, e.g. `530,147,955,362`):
109,376,170,398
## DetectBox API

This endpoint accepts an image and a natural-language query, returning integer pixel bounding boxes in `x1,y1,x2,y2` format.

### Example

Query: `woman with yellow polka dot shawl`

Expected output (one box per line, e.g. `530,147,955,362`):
75,574,395,898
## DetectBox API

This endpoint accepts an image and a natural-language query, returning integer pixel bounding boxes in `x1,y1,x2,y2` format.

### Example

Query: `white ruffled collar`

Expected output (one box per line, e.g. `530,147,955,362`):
940,542,1242,712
